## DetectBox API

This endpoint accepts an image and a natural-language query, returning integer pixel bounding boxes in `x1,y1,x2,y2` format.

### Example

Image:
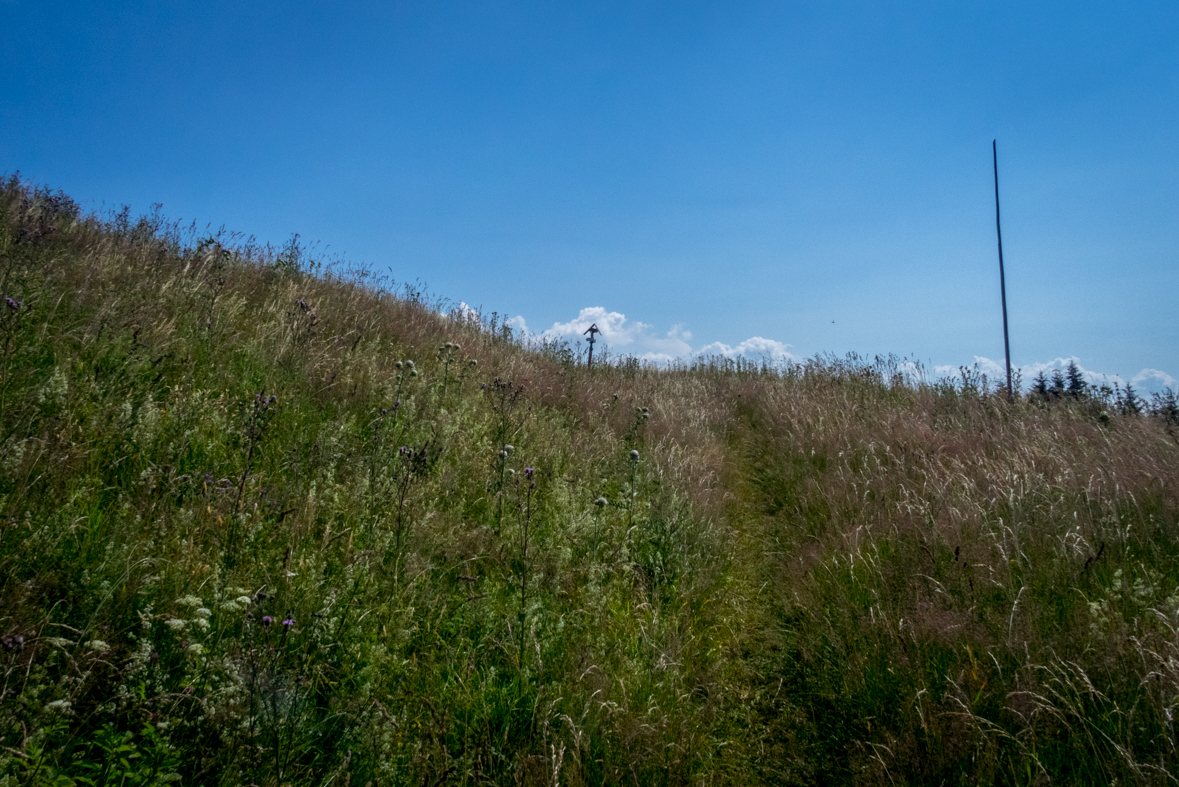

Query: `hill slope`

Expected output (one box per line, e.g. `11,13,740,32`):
2,177,1178,785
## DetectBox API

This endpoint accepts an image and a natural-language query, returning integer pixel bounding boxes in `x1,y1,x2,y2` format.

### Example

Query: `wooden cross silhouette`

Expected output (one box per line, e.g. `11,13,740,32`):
583,323,601,369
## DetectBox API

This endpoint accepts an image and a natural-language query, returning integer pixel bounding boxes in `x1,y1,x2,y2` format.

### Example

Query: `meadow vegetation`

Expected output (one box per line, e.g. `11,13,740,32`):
1,176,1178,785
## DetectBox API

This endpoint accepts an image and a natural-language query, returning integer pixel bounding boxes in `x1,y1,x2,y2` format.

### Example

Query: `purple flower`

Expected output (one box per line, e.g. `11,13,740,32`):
261,615,272,627
524,467,534,480
282,618,294,628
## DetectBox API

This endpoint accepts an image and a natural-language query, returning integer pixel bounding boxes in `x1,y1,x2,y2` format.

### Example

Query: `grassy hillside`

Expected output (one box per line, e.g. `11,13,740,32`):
1,176,1178,785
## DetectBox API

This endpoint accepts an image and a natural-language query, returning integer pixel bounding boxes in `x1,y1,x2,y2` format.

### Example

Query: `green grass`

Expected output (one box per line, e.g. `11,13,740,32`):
1,176,1177,785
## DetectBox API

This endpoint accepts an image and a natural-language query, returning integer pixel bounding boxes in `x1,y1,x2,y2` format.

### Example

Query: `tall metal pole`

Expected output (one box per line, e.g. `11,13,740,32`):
993,140,1013,401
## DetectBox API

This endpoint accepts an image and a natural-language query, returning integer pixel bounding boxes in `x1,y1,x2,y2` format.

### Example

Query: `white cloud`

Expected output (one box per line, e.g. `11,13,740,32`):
535,306,791,364
544,307,649,346
696,336,795,360
450,301,481,325
1132,368,1177,391
937,356,1176,394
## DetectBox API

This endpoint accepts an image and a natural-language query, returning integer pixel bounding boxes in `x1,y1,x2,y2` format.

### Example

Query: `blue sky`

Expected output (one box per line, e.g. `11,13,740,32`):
3,1,1176,390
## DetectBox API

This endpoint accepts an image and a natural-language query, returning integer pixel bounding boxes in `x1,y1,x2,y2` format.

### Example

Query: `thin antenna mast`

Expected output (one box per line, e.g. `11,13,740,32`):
993,140,1013,401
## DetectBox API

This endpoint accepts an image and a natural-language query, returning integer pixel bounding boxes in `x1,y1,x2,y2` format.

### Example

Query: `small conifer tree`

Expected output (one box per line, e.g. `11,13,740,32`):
1065,361,1087,399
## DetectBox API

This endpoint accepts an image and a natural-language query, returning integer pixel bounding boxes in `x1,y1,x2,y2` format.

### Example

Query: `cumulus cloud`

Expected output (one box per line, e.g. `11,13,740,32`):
936,356,1176,394
534,306,791,364
1132,368,1177,390
450,301,481,325
696,336,795,360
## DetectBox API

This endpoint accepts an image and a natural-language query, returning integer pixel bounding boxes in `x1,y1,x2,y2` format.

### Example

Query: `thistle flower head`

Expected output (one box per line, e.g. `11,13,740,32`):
630,450,640,461
595,497,608,508
524,467,534,480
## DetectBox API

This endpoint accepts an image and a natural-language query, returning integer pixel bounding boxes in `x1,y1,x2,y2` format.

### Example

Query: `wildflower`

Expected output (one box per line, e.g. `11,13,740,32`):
194,607,212,619
186,643,204,657
504,444,515,455
524,467,534,480
595,497,608,507
261,615,273,626
395,361,403,369
405,360,415,368
165,619,187,631
45,700,72,713
1,635,25,652
86,640,110,652
235,596,252,607
177,595,202,608
630,450,640,461
282,618,295,628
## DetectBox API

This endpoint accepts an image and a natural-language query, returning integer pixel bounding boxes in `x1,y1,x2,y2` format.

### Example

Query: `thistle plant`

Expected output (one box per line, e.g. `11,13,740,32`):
517,465,536,671
437,340,461,401
226,390,278,566
627,448,640,528
392,440,435,563
0,295,27,421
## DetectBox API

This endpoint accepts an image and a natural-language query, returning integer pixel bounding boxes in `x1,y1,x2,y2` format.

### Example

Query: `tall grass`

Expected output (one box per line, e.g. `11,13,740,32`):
0,176,1176,785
